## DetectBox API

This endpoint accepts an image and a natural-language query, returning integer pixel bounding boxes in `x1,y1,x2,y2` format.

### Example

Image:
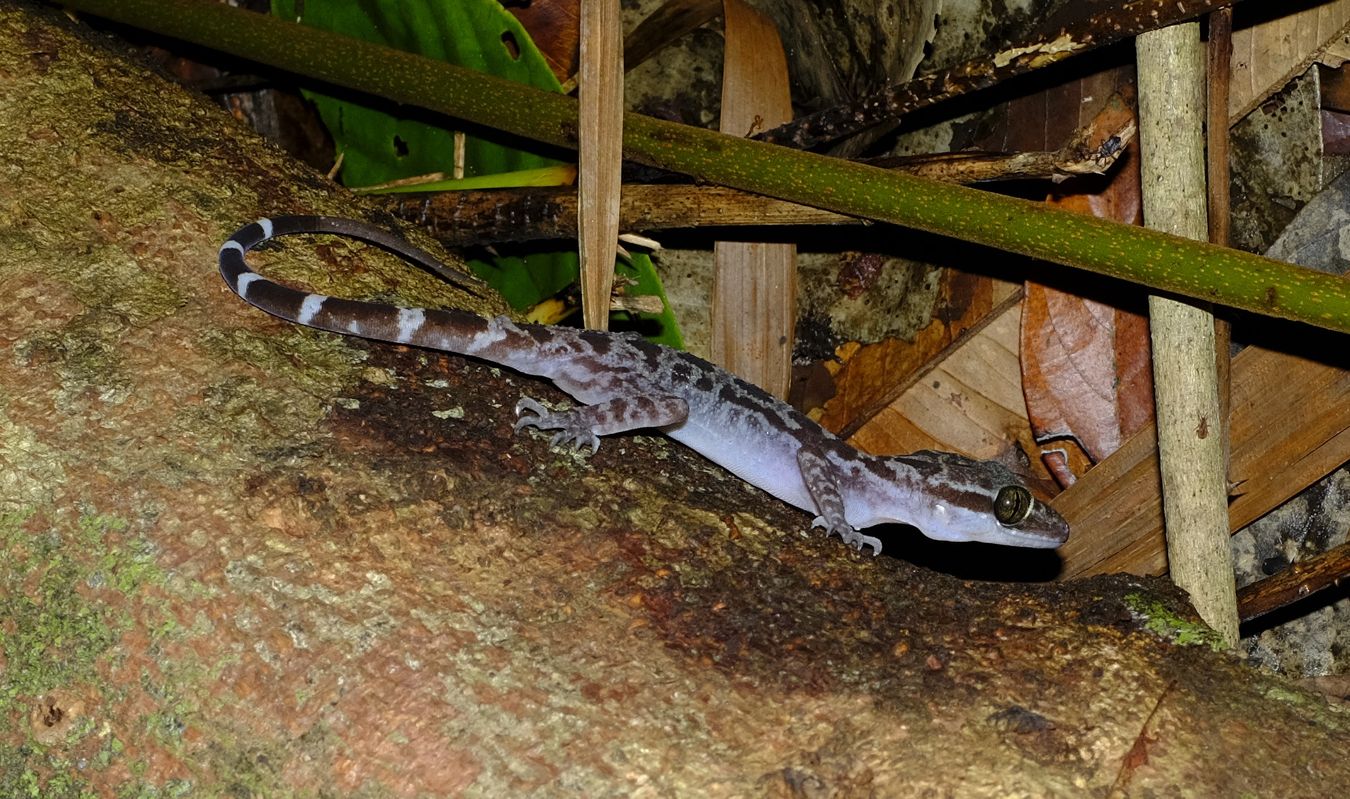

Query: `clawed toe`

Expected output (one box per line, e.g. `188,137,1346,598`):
512,396,599,454
548,429,600,454
515,397,548,420
845,531,883,556
811,517,882,556
513,397,555,434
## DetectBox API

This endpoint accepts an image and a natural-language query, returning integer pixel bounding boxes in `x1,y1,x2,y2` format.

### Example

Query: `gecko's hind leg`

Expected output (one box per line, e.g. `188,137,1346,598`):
514,395,689,454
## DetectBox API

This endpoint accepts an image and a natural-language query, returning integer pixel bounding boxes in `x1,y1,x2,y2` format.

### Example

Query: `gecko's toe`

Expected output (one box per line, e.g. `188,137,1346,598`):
544,428,600,455
825,527,882,556
515,397,547,419
842,530,882,556
812,517,874,553
810,516,838,540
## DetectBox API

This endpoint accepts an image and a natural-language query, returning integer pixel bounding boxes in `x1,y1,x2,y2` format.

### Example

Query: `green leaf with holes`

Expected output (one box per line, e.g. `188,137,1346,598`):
269,0,683,345
270,0,564,185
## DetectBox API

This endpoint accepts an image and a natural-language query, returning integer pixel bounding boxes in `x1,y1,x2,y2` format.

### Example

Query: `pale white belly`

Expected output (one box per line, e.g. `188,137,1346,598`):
665,421,815,513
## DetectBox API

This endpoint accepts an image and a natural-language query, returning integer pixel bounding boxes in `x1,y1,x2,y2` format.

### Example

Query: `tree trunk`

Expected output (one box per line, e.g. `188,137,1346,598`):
0,3,1345,796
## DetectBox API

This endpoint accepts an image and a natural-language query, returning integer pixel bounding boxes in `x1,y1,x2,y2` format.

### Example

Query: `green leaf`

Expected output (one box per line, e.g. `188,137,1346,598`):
270,0,564,185
268,0,681,343
469,246,578,310
353,165,577,193
617,252,683,349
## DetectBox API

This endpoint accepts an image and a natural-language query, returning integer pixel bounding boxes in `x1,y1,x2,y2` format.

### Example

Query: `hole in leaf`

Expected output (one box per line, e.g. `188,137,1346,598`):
392,135,409,157
501,30,521,60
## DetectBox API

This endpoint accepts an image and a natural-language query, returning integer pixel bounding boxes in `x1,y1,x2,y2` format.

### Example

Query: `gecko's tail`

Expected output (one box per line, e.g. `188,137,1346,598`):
218,216,503,357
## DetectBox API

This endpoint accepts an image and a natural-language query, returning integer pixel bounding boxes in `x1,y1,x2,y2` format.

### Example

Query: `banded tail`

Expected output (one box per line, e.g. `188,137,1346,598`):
217,216,533,364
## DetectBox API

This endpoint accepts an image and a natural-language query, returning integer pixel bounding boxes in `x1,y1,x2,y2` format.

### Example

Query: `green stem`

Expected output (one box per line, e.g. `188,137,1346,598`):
59,0,1350,334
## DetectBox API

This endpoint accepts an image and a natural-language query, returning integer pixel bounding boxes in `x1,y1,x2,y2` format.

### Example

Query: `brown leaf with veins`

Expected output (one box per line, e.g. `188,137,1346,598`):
1012,79,1154,487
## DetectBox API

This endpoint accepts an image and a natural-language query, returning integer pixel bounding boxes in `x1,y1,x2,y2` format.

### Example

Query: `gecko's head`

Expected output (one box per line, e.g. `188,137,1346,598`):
867,451,1069,549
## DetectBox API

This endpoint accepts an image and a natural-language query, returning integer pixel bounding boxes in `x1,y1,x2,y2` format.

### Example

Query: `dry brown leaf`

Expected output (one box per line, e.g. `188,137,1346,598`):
1011,81,1153,487
577,0,624,330
1021,278,1153,487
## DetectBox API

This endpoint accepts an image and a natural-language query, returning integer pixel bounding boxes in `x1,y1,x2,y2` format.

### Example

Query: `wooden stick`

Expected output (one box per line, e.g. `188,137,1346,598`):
1135,22,1237,645
755,0,1251,149
390,185,853,245
1206,6,1234,474
1238,541,1350,623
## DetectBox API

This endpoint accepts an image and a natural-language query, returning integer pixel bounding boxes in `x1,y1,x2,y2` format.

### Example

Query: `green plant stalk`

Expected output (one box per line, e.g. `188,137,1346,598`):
60,0,1350,334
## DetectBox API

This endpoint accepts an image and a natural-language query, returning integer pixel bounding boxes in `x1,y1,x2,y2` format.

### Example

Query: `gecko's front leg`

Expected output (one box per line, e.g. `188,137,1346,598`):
514,395,689,453
796,446,883,556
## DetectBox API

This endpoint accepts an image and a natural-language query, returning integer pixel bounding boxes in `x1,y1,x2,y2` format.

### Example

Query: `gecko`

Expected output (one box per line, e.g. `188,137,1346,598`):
218,216,1069,555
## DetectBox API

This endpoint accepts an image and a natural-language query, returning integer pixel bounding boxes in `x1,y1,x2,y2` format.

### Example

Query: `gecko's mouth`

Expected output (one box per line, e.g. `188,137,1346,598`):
993,527,1068,549
894,495,1070,549
990,508,1070,549
890,518,1068,549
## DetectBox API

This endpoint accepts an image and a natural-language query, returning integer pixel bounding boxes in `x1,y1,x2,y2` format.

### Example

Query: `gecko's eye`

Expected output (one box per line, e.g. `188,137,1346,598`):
993,485,1034,526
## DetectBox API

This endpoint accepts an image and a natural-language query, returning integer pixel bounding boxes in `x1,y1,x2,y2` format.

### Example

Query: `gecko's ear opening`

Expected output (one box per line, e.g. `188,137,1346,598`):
992,485,1034,526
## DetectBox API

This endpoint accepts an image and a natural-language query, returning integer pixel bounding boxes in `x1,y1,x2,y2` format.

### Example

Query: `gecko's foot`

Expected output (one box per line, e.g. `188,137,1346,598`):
513,397,601,454
811,516,883,556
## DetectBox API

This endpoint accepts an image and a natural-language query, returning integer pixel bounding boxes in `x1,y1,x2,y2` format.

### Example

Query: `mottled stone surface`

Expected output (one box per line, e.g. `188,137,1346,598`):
1234,164,1350,679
